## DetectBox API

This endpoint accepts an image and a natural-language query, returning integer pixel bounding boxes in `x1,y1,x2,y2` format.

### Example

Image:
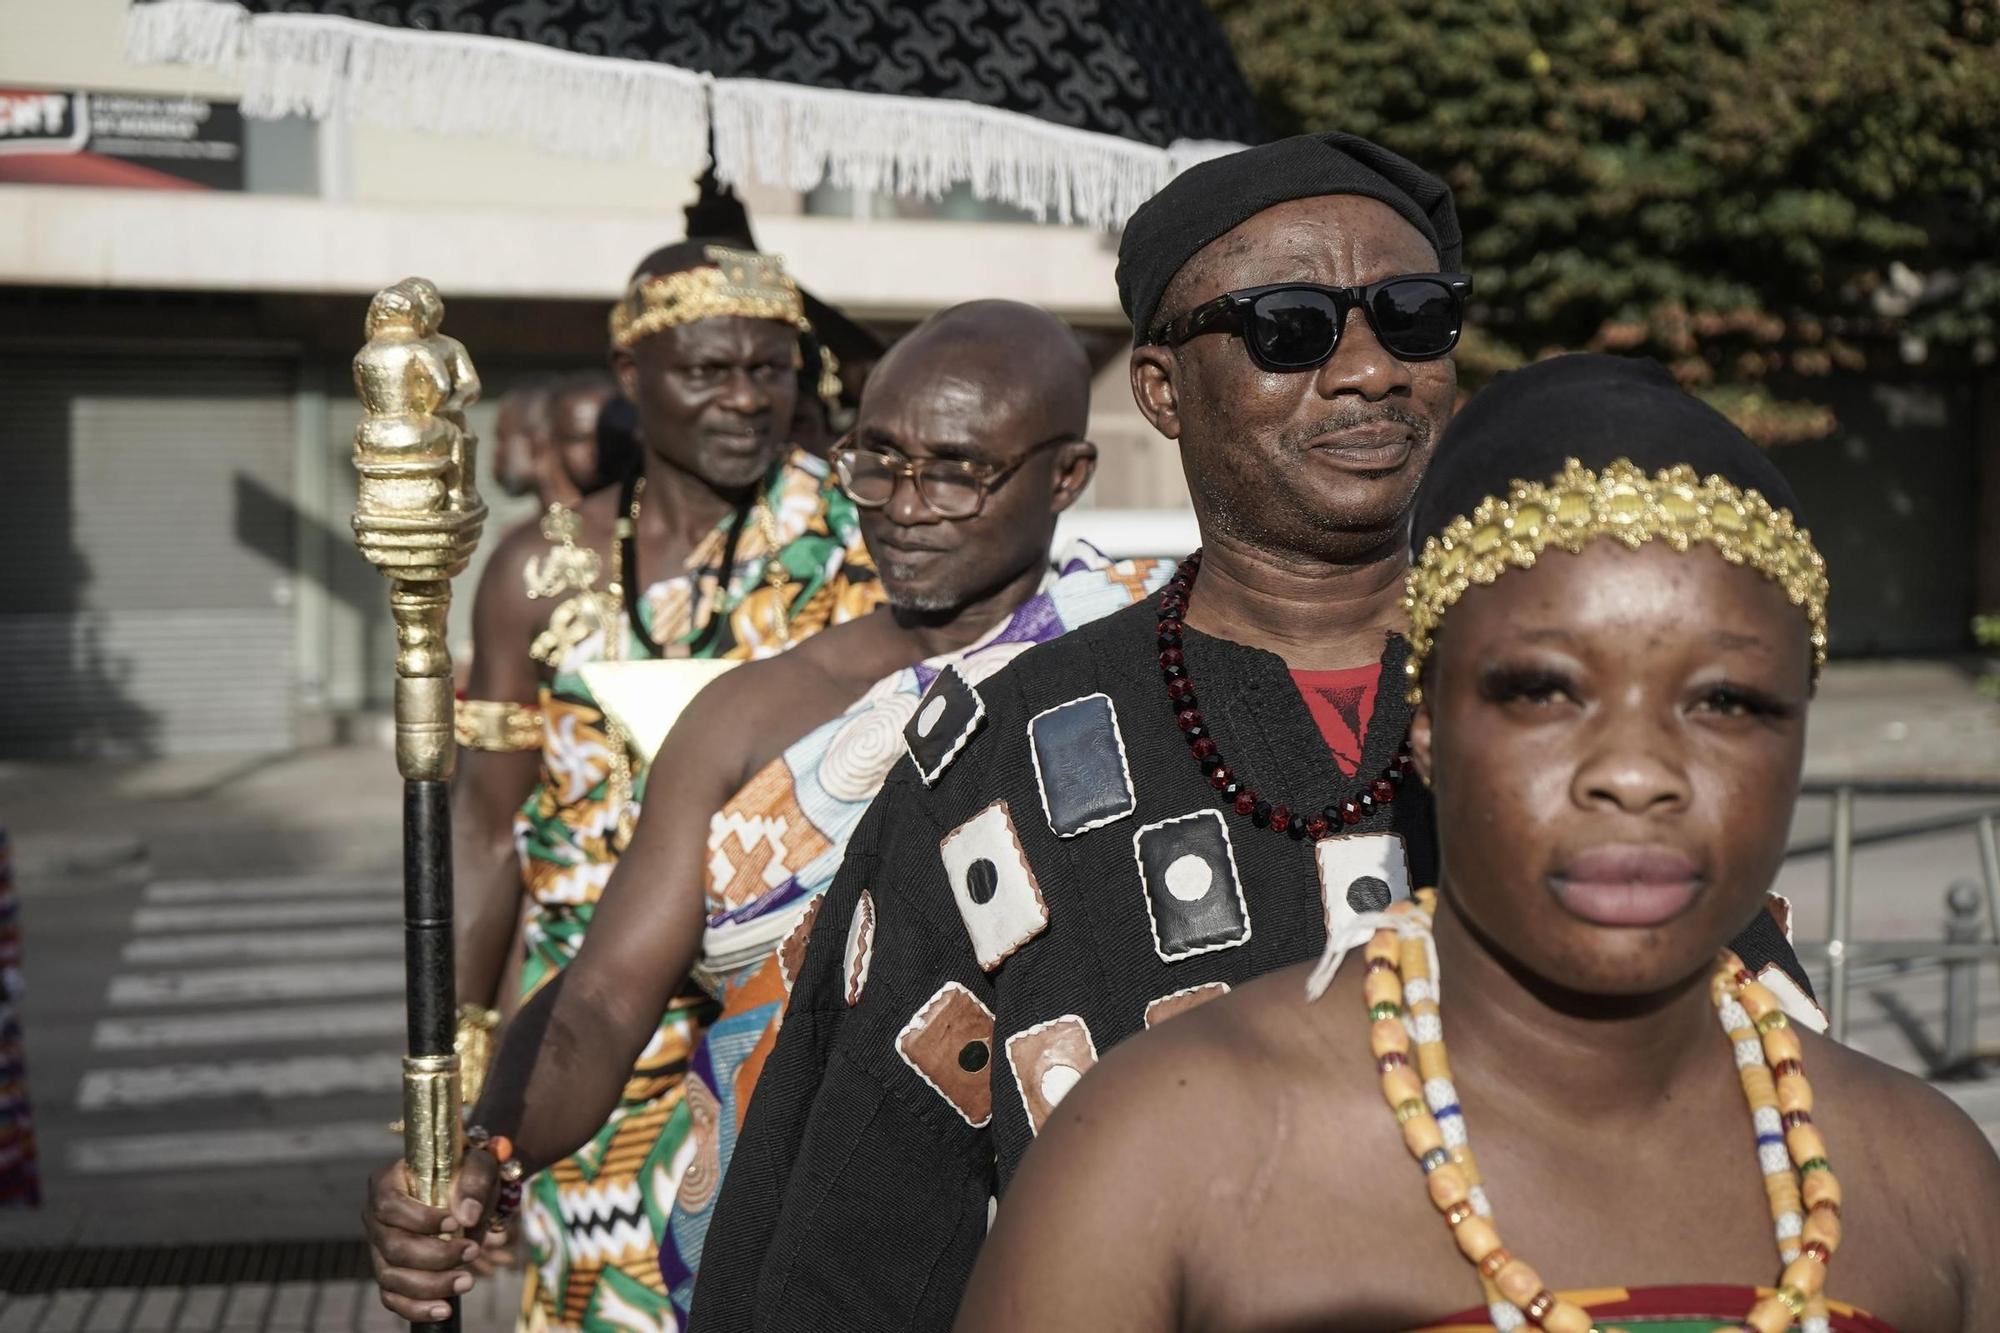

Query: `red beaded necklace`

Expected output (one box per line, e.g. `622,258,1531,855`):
1159,550,1415,843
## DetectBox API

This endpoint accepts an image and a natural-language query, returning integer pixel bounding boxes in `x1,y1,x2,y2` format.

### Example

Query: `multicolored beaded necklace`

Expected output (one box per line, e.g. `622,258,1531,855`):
1159,550,1416,841
1359,892,1841,1333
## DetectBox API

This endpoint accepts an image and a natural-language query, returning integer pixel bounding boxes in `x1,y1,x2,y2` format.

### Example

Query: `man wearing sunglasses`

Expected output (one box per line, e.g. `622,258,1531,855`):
361,300,1184,1324
692,131,1813,1333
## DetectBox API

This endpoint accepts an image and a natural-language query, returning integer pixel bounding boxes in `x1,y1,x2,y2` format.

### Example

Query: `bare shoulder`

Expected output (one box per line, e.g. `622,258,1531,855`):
782,608,899,677
1804,1029,2000,1309
476,499,609,607
703,611,898,719
466,510,574,691
1044,959,1377,1173
476,510,555,603
1807,1029,1996,1161
972,958,1385,1331
971,987,1275,1318
685,633,855,719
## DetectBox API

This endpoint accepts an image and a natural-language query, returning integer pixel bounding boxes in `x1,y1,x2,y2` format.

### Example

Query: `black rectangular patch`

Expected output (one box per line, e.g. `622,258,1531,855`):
1028,693,1136,837
902,663,984,786
1133,809,1251,962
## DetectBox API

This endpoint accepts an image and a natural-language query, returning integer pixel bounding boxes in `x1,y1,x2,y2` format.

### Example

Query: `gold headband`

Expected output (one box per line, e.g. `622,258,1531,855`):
609,245,806,348
1403,457,1829,702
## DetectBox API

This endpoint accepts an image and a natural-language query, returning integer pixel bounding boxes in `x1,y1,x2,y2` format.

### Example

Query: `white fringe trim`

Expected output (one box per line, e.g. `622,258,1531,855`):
127,0,711,174
126,0,1237,229
710,78,1220,229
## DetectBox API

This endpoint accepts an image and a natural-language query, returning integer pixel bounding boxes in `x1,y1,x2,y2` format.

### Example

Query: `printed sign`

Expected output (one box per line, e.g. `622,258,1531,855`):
0,88,245,190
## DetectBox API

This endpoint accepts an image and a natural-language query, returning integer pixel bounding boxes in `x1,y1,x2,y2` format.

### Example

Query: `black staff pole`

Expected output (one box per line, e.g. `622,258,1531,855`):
350,278,489,1332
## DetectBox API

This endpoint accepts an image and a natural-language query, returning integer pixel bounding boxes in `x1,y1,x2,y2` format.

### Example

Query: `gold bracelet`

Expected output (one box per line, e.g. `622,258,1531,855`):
455,1003,502,1108
454,698,542,752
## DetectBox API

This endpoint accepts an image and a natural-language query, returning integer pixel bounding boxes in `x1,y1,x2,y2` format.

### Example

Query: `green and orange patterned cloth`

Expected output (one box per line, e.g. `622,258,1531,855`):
1413,1285,1896,1332
512,447,878,1333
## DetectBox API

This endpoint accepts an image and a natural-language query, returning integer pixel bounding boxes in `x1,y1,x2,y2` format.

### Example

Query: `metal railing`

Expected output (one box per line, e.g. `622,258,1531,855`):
1791,780,2000,1056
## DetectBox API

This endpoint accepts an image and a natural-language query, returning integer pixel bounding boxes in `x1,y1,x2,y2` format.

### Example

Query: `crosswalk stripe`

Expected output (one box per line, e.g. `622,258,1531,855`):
75,1054,404,1110
133,900,394,932
107,960,404,1007
122,925,402,964
68,1120,395,1173
93,1001,404,1050
143,878,396,904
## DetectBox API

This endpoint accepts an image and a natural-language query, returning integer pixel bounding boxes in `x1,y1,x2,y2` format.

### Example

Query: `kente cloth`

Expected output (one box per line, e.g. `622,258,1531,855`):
687,596,1816,1333
515,448,879,913
513,448,878,1333
658,545,1174,1315
1413,1285,1897,1332
0,831,38,1207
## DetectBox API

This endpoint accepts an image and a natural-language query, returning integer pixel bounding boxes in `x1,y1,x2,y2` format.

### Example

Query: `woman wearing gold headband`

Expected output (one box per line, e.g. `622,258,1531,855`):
954,355,1999,1332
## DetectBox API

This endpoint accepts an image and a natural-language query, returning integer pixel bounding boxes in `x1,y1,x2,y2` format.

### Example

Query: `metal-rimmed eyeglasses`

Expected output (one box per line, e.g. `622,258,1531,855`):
831,433,1076,520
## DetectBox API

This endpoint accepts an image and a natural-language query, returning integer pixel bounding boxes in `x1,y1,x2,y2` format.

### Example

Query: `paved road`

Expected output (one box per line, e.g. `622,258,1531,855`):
0,1279,516,1333
6,872,410,1250
1,866,521,1331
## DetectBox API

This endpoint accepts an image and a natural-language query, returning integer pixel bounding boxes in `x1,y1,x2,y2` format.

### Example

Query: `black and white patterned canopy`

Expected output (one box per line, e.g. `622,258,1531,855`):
127,0,1260,228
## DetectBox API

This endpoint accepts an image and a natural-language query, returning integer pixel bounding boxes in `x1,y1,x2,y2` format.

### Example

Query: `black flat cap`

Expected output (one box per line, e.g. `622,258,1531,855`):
1117,131,1462,337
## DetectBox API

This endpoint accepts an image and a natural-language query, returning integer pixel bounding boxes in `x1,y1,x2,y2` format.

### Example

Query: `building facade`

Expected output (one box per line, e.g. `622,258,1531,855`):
0,0,1194,758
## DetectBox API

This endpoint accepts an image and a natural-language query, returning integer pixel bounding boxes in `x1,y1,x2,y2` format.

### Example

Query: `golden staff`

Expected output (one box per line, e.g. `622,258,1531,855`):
350,277,487,1333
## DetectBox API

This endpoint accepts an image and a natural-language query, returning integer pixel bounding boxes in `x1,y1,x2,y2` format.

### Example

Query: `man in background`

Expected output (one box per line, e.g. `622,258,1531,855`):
492,383,557,503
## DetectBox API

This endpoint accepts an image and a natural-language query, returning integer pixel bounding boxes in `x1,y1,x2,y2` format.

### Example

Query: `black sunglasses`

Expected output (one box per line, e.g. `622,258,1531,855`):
1147,272,1472,371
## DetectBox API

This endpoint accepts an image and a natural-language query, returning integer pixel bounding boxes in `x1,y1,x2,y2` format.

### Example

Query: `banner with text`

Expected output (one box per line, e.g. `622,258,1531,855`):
0,88,244,190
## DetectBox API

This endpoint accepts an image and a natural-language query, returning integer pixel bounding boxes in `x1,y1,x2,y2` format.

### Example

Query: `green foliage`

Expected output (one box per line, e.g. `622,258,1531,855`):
1977,615,2000,696
1207,0,2000,441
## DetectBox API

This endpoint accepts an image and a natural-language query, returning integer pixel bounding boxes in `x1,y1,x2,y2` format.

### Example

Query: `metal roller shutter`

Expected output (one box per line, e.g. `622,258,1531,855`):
0,351,298,757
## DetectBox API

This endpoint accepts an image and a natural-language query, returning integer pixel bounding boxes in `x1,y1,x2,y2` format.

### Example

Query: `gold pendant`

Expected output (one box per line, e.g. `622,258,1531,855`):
529,589,618,667
524,504,602,601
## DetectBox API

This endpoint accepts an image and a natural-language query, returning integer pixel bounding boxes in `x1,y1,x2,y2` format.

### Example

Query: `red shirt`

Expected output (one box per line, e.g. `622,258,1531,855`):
1291,665,1380,776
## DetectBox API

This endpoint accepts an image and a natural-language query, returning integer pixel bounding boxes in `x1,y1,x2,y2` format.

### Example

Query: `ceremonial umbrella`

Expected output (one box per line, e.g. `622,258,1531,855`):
127,0,1260,229
130,11,1255,1331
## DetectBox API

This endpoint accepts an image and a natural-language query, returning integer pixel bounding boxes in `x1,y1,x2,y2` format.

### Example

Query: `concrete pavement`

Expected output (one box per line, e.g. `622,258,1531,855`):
0,746,524,1329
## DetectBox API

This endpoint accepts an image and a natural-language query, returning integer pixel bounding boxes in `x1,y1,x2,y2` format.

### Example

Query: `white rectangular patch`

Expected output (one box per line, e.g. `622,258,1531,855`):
1314,833,1412,946
939,799,1048,972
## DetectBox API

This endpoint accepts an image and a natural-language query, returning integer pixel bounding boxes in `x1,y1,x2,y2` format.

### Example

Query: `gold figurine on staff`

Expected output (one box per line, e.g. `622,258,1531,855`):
352,276,487,780
350,276,487,1280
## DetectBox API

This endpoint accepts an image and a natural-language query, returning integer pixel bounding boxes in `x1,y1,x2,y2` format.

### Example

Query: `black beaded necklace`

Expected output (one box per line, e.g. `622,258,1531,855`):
615,465,754,661
1159,550,1416,843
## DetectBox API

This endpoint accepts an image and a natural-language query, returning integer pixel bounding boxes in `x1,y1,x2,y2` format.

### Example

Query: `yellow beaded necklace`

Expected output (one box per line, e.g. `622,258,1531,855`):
1361,891,1842,1333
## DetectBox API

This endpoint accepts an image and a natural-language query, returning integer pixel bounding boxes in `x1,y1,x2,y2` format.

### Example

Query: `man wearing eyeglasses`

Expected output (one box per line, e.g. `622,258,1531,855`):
690,132,1814,1333
360,300,1179,1324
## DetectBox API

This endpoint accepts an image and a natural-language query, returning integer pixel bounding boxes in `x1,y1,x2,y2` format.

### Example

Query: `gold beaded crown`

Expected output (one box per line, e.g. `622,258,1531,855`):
609,245,806,349
1403,457,1830,702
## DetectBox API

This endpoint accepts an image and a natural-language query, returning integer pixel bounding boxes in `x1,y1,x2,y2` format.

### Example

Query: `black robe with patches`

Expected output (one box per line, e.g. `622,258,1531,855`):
688,595,1808,1332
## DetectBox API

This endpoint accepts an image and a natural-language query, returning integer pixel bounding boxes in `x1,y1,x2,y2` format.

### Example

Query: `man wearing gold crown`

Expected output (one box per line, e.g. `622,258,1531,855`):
445,239,878,1332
